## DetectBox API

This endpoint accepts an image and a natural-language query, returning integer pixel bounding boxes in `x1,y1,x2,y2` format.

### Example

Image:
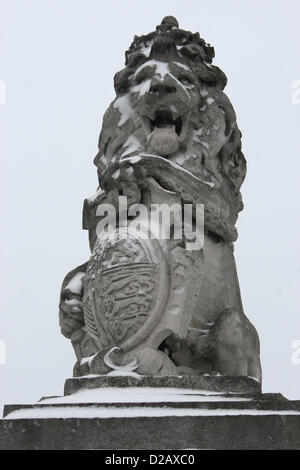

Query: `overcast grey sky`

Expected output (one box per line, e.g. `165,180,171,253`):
0,0,300,410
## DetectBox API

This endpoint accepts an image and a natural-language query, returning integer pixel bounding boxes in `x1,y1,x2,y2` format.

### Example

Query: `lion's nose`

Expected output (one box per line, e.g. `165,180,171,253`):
149,83,177,98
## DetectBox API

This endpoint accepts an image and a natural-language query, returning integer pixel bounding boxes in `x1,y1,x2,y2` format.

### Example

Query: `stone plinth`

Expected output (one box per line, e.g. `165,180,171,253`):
1,376,300,450
64,374,261,395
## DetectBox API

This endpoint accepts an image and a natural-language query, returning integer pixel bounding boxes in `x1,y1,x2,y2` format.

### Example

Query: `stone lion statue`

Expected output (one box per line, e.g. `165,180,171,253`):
59,17,261,382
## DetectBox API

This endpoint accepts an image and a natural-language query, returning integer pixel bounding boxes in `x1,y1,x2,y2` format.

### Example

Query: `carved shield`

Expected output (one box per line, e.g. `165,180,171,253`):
82,228,169,351
83,226,201,358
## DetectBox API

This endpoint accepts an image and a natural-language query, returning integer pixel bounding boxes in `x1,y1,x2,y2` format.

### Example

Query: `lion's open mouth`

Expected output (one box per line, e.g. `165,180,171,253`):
151,110,182,135
141,109,189,144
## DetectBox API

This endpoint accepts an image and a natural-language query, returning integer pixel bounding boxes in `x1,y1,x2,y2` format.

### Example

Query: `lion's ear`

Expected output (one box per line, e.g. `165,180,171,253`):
180,44,206,62
114,68,134,95
193,62,227,90
125,51,148,69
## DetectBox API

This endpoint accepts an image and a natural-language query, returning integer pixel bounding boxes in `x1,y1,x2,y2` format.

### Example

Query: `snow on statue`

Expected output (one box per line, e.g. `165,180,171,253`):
59,16,261,381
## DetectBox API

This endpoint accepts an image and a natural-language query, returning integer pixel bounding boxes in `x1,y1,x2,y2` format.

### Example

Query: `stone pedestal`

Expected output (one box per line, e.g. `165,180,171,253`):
1,376,300,450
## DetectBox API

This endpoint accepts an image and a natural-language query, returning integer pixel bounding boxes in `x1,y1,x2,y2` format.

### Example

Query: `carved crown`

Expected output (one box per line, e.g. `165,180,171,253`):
114,17,227,94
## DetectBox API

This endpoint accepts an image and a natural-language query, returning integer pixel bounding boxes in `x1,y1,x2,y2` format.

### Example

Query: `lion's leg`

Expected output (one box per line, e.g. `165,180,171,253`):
210,308,261,380
162,309,261,380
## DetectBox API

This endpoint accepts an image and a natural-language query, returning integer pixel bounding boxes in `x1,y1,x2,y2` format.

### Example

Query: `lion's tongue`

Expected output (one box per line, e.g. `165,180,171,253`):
148,125,179,156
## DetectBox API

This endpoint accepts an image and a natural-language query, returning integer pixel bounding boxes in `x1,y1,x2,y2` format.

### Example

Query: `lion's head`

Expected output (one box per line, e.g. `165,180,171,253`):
84,18,247,248
94,17,245,197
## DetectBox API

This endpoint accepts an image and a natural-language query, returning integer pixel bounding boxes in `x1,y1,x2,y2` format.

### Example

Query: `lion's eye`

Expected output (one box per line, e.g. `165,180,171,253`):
179,76,193,86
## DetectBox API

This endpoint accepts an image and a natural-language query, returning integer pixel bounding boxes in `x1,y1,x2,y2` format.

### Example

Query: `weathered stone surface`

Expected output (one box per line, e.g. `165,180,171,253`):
292,400,300,411
1,394,300,449
4,394,297,417
58,16,261,383
1,378,299,449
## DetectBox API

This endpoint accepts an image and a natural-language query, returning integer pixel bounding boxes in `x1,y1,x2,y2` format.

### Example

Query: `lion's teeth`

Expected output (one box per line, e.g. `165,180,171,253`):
179,114,189,142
